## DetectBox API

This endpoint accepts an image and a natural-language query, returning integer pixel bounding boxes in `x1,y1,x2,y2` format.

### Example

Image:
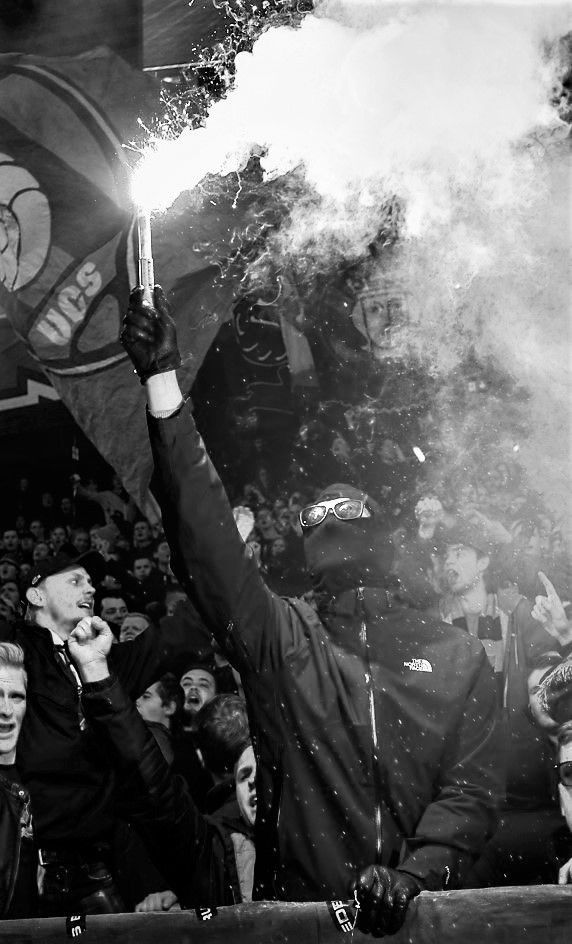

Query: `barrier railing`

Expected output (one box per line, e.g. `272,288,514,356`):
1,887,572,943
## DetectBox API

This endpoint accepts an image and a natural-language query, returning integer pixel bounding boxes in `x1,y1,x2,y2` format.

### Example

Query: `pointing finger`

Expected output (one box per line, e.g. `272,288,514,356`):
538,571,558,599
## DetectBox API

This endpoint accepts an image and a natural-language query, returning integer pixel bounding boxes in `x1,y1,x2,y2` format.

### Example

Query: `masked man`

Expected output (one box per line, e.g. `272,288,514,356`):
120,286,502,937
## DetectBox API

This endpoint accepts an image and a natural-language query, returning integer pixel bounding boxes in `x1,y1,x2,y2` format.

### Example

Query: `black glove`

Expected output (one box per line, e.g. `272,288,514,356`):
350,865,422,937
120,285,182,383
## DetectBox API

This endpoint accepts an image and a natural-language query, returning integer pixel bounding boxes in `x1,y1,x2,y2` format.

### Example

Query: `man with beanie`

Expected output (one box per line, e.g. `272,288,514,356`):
120,286,502,936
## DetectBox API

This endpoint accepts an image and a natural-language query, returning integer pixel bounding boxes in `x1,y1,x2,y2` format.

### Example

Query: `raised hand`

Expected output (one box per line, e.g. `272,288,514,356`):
135,890,180,912
532,572,571,643
120,285,181,383
68,616,114,679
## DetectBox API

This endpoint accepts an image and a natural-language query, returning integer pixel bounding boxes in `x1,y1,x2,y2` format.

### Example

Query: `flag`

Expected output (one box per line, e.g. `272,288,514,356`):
0,47,235,519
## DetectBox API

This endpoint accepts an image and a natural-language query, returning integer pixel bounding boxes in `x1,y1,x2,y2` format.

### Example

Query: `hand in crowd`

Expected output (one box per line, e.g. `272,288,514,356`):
233,505,256,543
135,889,180,912
68,616,114,669
415,497,443,541
532,572,572,644
120,285,181,383
350,865,422,936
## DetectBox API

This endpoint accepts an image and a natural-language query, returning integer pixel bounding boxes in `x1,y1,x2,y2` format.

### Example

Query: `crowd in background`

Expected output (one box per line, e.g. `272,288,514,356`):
1,423,572,918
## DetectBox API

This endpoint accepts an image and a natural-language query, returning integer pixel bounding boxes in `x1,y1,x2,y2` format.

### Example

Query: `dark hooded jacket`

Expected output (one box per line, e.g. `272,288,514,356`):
148,401,502,901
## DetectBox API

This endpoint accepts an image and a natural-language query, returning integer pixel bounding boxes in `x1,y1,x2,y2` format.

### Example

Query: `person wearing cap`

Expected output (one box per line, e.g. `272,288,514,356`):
0,549,168,916
120,286,501,936
438,516,563,887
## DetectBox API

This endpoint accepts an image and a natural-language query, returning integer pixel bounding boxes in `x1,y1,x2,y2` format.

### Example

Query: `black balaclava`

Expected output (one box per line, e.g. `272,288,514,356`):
303,483,395,596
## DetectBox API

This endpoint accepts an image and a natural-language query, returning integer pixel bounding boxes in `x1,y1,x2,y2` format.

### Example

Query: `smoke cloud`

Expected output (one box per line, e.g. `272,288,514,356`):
136,0,572,532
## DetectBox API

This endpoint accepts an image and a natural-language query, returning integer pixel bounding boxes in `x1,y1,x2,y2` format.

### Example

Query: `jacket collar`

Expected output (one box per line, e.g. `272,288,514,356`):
320,586,405,619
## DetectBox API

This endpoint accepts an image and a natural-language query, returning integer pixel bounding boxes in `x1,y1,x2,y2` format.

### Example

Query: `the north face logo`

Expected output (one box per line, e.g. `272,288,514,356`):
404,659,433,673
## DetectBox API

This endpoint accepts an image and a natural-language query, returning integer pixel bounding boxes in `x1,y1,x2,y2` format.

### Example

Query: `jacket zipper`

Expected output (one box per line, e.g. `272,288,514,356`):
357,586,383,863
55,646,86,731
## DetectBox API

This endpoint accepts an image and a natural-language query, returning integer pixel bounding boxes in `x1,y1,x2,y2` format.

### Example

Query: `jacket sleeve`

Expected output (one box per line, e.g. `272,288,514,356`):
81,673,211,906
147,402,301,674
398,648,503,890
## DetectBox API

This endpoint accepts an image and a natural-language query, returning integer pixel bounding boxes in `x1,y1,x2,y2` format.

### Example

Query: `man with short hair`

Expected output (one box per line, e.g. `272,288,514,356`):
2,530,20,561
439,518,562,887
98,593,128,637
120,612,151,643
0,551,167,916
180,664,218,732
70,528,90,556
120,286,503,936
29,520,45,542
132,519,156,557
131,555,166,606
0,641,37,918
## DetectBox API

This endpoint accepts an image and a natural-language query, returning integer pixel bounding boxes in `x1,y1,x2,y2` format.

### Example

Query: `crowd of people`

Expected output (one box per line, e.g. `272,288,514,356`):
0,285,571,935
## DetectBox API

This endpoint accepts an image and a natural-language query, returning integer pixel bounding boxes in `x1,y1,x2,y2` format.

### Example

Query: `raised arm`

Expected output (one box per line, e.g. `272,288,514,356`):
120,286,295,674
67,615,211,907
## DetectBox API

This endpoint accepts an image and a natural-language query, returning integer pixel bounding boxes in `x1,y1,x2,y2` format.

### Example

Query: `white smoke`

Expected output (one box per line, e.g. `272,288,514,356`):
134,0,572,531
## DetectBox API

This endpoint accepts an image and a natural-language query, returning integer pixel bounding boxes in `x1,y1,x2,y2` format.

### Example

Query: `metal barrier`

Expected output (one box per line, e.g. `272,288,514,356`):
1,887,572,944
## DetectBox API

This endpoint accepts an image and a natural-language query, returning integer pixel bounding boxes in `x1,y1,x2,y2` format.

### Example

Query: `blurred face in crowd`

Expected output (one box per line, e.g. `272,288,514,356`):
50,526,68,551
155,542,171,566
0,664,27,765
1,582,20,608
29,520,44,541
270,537,287,558
19,563,31,584
60,497,73,516
20,534,34,555
100,596,128,627
27,567,95,638
235,744,257,826
0,597,16,623
275,510,292,535
443,544,489,595
0,561,17,583
180,668,216,723
71,529,90,554
133,557,153,581
558,737,572,832
136,681,176,727
3,531,19,554
119,614,150,643
32,543,49,564
133,521,151,547
89,526,102,550
166,591,186,617
496,581,522,615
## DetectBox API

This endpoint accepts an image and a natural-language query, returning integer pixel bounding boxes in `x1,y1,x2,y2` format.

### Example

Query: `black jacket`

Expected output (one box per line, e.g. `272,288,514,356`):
148,403,503,901
81,674,251,908
0,621,164,848
0,770,33,918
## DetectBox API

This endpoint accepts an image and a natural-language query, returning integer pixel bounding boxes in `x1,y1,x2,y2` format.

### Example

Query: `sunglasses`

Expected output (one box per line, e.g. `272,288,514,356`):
299,498,369,530
556,760,572,787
